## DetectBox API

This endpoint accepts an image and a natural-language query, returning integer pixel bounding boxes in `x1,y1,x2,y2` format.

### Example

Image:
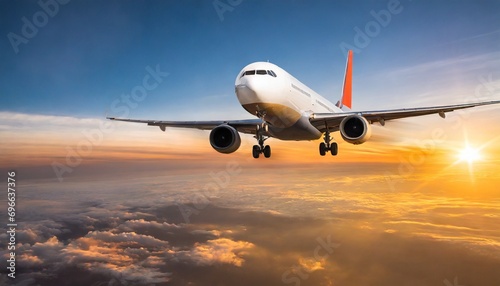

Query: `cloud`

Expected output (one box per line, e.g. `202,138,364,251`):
6,201,500,286
30,236,65,263
88,263,171,285
84,231,169,248
4,167,500,286
117,219,180,232
386,51,500,78
172,238,254,267
0,112,104,129
298,257,326,272
15,232,172,285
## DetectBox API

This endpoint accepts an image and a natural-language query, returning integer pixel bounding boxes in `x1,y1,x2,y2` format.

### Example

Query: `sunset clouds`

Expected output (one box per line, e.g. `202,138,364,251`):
1,169,499,285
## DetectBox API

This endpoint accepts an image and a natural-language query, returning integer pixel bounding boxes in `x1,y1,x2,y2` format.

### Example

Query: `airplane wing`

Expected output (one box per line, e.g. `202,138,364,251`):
107,117,263,135
108,100,500,136
310,100,500,133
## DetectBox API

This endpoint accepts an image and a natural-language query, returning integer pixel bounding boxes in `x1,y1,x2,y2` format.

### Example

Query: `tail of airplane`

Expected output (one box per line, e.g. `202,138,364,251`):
336,50,353,110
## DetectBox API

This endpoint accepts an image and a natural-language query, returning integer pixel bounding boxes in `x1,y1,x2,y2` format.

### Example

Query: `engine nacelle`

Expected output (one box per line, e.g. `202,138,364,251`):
339,115,372,145
209,125,241,154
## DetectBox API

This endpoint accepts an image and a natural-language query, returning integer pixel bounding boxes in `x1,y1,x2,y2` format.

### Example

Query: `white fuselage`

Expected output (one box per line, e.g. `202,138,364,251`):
234,62,342,140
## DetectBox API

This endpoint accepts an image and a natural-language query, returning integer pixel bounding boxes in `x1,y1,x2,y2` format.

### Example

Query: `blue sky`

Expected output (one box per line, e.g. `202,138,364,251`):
1,0,499,119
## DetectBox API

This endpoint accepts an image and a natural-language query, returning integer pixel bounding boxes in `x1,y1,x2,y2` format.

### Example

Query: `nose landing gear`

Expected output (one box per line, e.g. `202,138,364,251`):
252,124,271,158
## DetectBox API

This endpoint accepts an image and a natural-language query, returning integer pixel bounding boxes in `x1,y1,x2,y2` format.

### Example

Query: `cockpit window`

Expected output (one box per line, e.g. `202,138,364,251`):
240,69,277,78
240,70,255,78
267,70,277,77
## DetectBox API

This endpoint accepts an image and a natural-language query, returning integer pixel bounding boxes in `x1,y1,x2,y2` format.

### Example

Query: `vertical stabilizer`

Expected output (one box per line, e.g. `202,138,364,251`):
336,50,353,109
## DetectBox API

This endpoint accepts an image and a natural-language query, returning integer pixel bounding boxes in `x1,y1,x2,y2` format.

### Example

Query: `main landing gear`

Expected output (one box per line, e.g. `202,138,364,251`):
252,124,271,158
319,128,338,156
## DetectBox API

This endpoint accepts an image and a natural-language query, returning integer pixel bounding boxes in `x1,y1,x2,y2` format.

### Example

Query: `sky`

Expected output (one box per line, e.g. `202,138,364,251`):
1,0,500,285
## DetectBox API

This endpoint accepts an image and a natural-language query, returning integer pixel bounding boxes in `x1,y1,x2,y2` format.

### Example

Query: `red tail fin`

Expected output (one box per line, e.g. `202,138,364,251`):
339,50,353,109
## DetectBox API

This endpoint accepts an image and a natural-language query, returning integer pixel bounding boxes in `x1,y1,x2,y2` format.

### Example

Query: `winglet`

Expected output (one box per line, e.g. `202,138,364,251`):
338,50,353,109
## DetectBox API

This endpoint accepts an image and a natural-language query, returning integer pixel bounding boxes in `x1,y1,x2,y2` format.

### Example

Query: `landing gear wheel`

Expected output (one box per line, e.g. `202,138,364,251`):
320,124,338,157
263,145,271,158
252,145,260,159
252,122,271,158
319,142,327,156
330,142,338,156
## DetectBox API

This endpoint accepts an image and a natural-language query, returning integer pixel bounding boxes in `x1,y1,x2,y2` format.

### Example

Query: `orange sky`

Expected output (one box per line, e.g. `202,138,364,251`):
1,109,499,188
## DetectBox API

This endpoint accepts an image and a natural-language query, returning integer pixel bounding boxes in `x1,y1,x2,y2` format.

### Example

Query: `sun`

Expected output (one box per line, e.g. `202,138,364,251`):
452,144,483,184
458,146,482,163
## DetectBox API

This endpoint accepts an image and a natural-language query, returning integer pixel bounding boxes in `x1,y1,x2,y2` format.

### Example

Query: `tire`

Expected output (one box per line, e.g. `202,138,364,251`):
252,145,260,159
319,142,326,156
331,142,338,156
263,145,271,158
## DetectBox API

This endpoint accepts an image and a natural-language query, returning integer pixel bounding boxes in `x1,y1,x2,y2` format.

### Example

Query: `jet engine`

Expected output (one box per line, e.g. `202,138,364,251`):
209,125,241,154
339,115,372,145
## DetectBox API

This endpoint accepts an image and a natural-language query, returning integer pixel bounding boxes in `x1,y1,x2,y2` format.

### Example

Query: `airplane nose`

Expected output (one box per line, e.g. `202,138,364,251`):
235,84,258,104
235,77,260,104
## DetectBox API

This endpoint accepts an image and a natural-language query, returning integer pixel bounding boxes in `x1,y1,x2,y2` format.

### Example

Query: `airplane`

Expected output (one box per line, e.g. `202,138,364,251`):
108,50,500,158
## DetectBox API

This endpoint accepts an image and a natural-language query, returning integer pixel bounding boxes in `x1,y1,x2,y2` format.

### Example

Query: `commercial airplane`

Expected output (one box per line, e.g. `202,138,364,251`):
108,51,500,158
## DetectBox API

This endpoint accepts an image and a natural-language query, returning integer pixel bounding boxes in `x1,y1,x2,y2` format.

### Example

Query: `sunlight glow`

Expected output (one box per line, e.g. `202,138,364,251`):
458,146,482,163
452,142,487,184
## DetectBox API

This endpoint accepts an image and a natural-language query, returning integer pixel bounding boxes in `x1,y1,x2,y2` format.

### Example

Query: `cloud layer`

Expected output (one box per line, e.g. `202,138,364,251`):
1,171,500,285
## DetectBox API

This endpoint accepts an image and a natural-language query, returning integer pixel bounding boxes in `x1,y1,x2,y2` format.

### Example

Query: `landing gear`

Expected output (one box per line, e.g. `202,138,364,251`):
252,123,271,158
254,144,271,158
319,127,338,156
